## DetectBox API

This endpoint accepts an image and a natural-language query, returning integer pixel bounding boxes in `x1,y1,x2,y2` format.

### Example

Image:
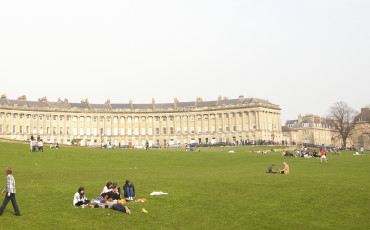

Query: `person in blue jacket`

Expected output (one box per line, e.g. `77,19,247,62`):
123,180,135,200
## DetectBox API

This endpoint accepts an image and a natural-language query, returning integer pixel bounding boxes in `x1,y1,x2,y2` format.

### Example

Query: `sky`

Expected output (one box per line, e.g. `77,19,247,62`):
0,0,369,123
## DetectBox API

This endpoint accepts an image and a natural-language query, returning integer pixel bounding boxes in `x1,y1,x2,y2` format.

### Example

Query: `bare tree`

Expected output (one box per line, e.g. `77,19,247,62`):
327,102,358,148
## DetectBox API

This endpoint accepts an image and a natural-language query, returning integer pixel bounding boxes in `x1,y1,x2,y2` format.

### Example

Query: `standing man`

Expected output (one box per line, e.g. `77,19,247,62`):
320,149,328,164
360,146,364,155
37,139,44,152
145,140,149,150
0,167,21,216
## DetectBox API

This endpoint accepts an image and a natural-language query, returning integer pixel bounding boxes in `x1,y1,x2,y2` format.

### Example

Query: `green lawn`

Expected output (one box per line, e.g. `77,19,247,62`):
0,142,369,229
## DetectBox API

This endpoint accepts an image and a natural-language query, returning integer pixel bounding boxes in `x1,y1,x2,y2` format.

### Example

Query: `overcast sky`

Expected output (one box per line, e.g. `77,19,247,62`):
0,0,369,123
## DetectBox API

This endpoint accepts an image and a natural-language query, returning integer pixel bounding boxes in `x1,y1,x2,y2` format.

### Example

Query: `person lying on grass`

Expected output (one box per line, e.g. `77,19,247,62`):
73,187,90,206
105,198,131,214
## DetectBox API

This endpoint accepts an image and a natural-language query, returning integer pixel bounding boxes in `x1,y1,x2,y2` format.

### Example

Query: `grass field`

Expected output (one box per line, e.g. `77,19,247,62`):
0,142,369,229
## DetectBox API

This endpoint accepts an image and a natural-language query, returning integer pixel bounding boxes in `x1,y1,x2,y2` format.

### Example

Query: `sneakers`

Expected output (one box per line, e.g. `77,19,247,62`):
124,206,131,214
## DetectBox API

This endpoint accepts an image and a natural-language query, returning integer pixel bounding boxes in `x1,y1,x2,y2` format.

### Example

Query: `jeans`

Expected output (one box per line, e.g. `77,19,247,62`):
126,187,134,197
0,193,20,215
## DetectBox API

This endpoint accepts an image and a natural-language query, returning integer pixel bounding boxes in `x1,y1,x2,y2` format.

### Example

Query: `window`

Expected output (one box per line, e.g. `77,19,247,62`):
211,114,215,120
142,117,146,121
26,126,29,134
27,114,30,120
113,117,117,123
33,115,37,120
86,116,90,122
135,117,139,122
100,128,104,135
94,128,97,136
204,115,208,120
87,128,91,136
232,125,236,132
170,127,174,135
53,115,57,121
231,113,235,118
67,127,70,135
191,127,194,134
197,115,201,121
13,125,16,133
73,116,77,122
224,113,229,118
13,114,17,119
135,128,138,135
218,126,222,133
19,126,23,134
183,116,188,121
80,128,84,135
177,127,180,135
155,116,159,121
176,116,180,122
169,116,173,121
120,117,124,123
190,116,194,121
39,115,43,121
107,128,111,136
212,126,215,133
114,128,118,136
66,116,70,121
149,128,152,135
127,128,132,135
205,126,208,134
163,139,167,146
60,127,63,135
141,128,145,135
53,127,56,135
183,127,188,134
128,117,132,123
156,127,160,135
238,113,242,118
218,114,222,119
225,126,229,132
60,116,63,121
73,128,77,136
106,117,111,122
46,115,50,121
162,116,167,121
148,117,152,122
163,127,167,135
93,117,97,123
198,127,201,134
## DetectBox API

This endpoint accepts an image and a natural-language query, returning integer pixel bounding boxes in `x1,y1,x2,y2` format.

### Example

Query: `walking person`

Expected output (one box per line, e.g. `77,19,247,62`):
320,149,328,164
0,167,21,216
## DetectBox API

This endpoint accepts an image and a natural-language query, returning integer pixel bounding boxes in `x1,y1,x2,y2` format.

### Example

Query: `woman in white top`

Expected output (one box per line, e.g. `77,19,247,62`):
100,182,113,196
73,187,89,206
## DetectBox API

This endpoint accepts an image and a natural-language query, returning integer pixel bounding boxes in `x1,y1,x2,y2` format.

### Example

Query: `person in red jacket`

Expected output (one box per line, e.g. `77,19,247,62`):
320,149,327,164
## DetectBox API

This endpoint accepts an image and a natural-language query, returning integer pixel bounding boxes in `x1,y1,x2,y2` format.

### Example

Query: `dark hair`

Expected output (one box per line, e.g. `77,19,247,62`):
6,167,12,174
106,182,112,188
78,187,84,198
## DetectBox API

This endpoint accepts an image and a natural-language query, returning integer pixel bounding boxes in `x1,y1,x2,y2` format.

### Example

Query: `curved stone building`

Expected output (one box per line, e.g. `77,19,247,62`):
0,94,283,147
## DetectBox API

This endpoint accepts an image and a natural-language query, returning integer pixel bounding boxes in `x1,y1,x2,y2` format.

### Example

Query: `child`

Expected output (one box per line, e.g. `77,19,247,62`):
0,167,21,216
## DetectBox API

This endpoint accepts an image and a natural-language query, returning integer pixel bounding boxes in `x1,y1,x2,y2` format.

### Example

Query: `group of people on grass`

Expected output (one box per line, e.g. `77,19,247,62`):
72,180,135,214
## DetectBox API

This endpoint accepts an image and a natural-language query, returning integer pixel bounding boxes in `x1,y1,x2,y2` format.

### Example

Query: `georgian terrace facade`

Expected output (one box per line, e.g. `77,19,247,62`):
0,95,283,147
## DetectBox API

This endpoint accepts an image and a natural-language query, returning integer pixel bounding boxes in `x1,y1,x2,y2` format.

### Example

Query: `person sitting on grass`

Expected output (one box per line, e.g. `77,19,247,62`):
100,182,113,197
105,198,131,214
266,163,277,173
123,180,135,201
279,162,290,174
73,187,90,206
103,185,121,201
